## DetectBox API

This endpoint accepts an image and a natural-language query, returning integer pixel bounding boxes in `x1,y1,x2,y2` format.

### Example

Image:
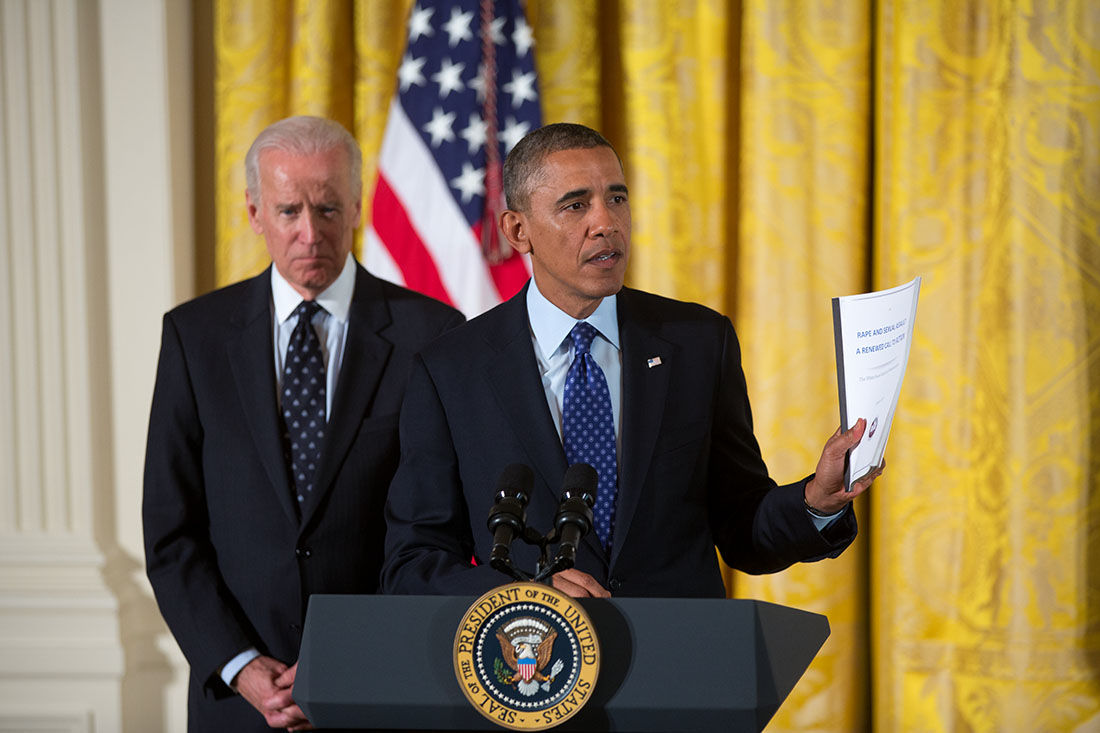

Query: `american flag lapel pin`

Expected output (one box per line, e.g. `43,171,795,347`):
647,356,662,368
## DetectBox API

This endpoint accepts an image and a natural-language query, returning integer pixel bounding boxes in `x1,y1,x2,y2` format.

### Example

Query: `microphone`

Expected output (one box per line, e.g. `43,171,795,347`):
486,463,534,570
551,463,598,571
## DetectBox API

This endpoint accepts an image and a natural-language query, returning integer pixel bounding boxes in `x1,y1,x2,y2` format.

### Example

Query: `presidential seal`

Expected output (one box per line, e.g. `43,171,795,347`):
454,582,600,730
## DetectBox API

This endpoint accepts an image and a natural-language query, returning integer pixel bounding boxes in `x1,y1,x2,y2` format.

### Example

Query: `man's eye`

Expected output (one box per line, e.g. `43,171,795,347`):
564,202,584,211
611,195,627,204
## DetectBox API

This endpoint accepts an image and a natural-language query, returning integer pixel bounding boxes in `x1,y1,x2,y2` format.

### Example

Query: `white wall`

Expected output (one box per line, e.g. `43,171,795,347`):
0,0,193,730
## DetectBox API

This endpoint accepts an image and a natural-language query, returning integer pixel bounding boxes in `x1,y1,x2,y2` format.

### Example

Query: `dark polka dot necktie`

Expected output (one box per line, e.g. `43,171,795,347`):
282,300,326,513
562,321,618,553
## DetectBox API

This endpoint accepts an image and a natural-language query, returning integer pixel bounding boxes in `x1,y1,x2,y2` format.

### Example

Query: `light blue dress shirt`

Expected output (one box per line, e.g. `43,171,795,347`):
523,280,840,535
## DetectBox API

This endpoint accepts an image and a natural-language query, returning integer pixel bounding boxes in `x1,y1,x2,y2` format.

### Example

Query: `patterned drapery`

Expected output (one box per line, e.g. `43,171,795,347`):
213,2,1100,729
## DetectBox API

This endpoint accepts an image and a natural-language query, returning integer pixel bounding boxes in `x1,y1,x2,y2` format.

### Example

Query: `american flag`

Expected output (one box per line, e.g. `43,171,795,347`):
365,0,541,316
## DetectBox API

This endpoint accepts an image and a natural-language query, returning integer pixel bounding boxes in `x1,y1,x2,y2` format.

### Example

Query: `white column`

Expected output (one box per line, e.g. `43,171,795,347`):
0,0,194,730
0,0,123,730
100,0,195,729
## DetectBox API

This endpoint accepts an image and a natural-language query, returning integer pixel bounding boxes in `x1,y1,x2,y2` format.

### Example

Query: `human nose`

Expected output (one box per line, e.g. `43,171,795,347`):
588,201,617,238
298,209,323,244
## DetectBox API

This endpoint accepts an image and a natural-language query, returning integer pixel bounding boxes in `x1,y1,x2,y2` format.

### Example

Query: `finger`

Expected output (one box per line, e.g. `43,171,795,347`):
843,418,867,446
551,573,592,598
280,704,311,728
274,662,297,688
263,687,295,712
562,569,611,598
850,463,885,495
824,419,864,459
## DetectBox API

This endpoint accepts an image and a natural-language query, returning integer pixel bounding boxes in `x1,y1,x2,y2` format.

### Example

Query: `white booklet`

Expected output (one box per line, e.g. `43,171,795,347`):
832,276,921,491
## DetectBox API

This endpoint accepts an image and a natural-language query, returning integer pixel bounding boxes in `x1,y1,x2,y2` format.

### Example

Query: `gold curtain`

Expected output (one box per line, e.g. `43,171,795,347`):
212,1,1100,729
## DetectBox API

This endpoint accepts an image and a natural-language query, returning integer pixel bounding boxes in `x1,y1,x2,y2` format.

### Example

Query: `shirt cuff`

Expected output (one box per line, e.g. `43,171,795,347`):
220,647,261,689
807,506,845,531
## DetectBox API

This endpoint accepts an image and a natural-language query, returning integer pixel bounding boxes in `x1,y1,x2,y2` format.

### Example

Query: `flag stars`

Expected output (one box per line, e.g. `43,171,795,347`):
503,69,537,108
487,15,505,45
468,62,488,103
431,57,466,98
500,116,531,153
513,16,534,57
442,6,473,47
460,113,487,154
398,54,427,92
423,107,457,147
407,4,434,43
450,162,485,204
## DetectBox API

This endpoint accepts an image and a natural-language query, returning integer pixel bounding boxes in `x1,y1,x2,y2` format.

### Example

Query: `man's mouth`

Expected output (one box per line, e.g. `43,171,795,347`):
587,249,622,265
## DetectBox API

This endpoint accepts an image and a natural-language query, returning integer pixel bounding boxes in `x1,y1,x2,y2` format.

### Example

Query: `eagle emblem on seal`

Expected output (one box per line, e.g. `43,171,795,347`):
494,617,565,696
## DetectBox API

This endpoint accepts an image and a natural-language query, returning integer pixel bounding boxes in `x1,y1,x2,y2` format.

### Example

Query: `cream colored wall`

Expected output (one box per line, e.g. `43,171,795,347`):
0,0,193,730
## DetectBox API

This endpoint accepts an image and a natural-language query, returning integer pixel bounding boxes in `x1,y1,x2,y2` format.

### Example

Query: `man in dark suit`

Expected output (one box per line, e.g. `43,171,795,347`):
381,123,881,599
143,116,463,731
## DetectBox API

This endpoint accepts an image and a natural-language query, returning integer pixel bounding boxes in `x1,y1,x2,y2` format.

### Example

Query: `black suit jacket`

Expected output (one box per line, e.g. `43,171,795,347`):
143,263,463,730
381,285,856,598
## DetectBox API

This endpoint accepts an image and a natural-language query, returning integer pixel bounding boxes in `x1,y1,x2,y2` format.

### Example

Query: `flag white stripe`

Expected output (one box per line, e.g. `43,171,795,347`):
374,102,499,316
363,227,406,288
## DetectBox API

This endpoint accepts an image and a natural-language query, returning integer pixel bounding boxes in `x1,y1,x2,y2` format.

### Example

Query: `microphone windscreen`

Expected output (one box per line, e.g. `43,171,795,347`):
561,463,598,504
496,463,534,499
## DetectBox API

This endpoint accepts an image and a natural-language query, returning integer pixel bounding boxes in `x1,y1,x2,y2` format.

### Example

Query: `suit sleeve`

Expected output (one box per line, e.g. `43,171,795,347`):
707,318,856,574
381,354,509,596
142,313,257,695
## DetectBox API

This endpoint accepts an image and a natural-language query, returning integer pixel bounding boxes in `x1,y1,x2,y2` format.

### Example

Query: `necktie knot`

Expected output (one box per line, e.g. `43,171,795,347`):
569,321,599,356
295,300,323,324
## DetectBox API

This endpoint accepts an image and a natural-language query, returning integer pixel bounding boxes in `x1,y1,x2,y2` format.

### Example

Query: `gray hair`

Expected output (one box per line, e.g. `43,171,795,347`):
245,116,362,204
503,122,620,212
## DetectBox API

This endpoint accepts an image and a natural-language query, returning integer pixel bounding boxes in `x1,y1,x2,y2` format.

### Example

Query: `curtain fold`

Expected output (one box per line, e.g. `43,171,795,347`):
212,1,1100,728
732,2,873,729
873,2,1100,729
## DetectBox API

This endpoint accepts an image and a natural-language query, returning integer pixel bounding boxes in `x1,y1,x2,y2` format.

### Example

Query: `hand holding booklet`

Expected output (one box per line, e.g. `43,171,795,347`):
832,277,921,491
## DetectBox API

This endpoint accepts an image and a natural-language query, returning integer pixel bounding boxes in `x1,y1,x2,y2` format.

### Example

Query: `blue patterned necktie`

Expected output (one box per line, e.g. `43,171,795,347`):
562,321,618,552
282,300,327,512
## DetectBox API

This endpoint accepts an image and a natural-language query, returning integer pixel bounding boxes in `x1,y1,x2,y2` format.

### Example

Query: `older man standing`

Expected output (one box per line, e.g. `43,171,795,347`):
143,116,463,731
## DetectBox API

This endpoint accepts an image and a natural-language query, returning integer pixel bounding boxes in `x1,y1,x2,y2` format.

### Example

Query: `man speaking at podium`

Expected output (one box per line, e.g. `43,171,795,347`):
382,123,882,599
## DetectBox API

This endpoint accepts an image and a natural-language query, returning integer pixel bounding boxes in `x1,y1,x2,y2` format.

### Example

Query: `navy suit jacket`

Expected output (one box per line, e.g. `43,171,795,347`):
143,263,463,731
381,284,856,598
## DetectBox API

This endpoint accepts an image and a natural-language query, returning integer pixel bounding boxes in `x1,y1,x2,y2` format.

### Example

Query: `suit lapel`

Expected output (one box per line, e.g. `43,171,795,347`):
484,287,570,506
612,289,675,568
227,270,300,528
300,266,393,531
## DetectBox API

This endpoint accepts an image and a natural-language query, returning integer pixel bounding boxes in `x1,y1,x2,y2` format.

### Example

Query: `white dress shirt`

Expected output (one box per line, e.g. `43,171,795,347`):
220,254,356,688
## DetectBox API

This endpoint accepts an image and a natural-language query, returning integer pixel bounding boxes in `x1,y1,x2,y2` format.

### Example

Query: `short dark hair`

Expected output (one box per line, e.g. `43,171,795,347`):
503,123,620,211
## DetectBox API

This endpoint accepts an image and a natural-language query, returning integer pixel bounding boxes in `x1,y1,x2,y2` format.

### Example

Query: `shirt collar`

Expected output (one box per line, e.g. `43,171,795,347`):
271,253,356,324
526,278,621,362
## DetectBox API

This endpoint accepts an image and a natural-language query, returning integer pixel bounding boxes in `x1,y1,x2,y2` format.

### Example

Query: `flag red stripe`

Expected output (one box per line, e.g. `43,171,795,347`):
489,257,530,302
372,174,454,307
472,220,530,302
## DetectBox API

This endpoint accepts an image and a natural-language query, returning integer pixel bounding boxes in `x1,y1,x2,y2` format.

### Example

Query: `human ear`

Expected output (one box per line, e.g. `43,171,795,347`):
499,210,532,255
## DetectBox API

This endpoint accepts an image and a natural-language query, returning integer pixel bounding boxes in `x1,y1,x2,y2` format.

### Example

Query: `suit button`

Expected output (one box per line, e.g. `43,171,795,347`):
303,547,312,558
609,578,622,590
295,547,302,557
296,547,312,558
